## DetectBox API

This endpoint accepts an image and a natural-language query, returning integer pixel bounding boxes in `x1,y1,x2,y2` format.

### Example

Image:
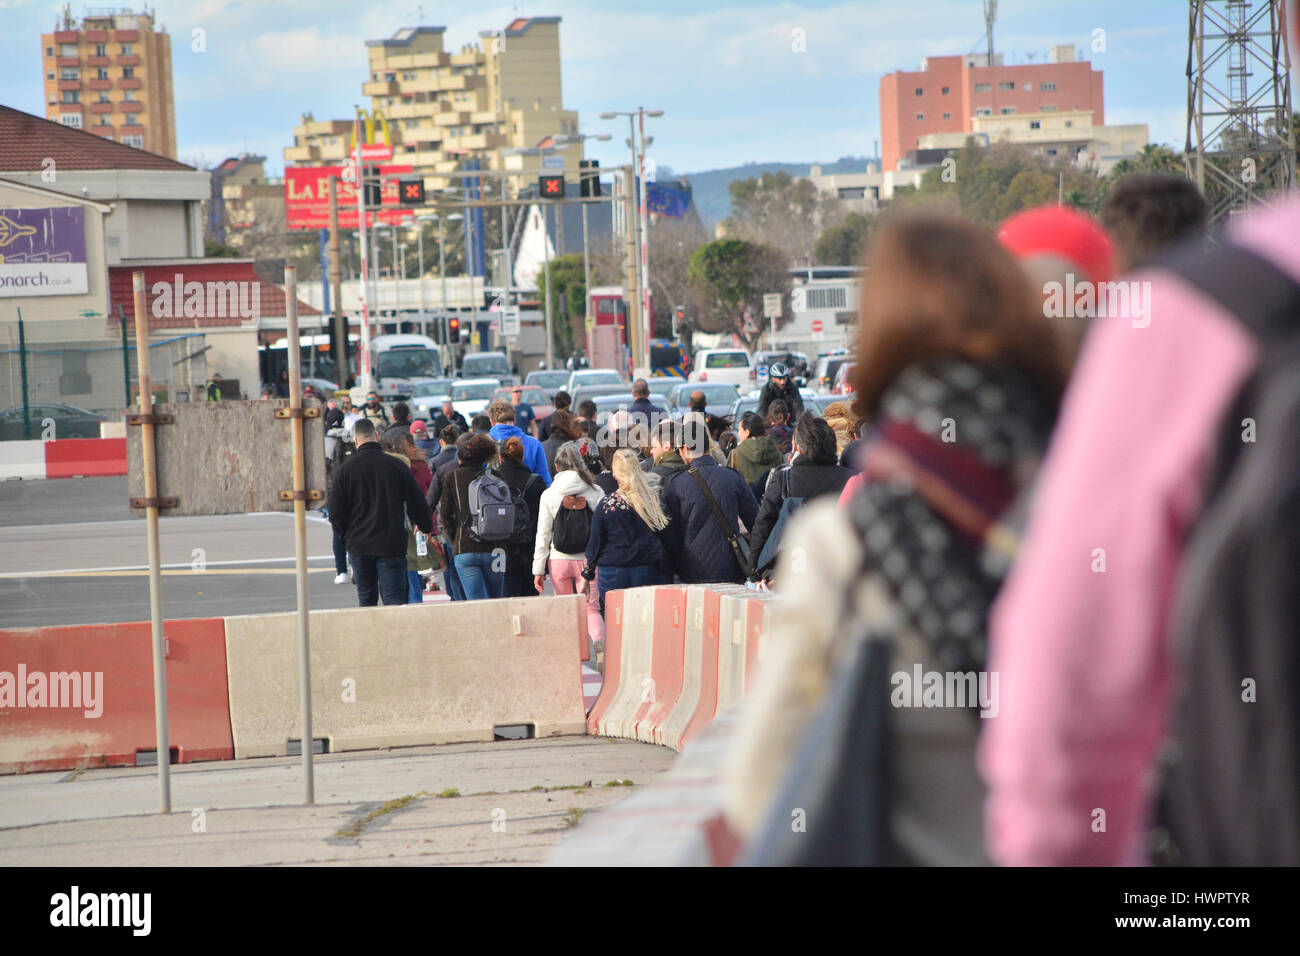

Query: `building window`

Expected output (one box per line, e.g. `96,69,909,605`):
46,46,53,56
58,113,83,129
915,87,924,96
94,44,106,57
974,82,991,93
121,134,143,149
975,107,992,116
121,43,133,54
1041,104,1058,112
60,68,78,80
122,66,135,79
1000,107,1016,114
915,113,924,121
999,81,1015,91
1030,120,1041,129
1046,148,1058,156
1064,120,1073,128
943,112,952,120
97,67,109,79
60,91,79,103
123,90,136,101
941,86,950,95
1041,81,1057,92
59,43,77,57
98,93,110,103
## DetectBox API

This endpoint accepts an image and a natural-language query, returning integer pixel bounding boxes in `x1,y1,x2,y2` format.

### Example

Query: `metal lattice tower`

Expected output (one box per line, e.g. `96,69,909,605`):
1186,0,1296,223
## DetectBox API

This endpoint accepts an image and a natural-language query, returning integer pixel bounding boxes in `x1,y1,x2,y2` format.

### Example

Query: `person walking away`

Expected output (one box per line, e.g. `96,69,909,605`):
327,418,434,606
662,416,759,584
720,212,1069,864
438,432,509,600
410,419,438,457
747,413,851,580
497,436,545,596
729,411,783,489
537,390,572,441
757,363,804,419
627,378,667,432
575,400,600,440
383,430,437,602
581,449,672,626
541,409,585,475
508,386,537,436
534,442,606,653
429,432,471,602
487,400,552,487
382,402,413,445
765,400,793,456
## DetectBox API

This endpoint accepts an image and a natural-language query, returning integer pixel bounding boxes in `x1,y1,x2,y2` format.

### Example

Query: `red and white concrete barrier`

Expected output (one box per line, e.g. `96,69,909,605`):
0,438,127,480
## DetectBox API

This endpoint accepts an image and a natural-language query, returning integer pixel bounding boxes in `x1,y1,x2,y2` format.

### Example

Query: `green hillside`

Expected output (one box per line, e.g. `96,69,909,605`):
681,156,876,228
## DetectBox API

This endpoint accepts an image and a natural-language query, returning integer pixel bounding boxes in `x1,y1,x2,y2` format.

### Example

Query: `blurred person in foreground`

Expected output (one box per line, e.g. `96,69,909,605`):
979,115,1300,867
722,212,1071,863
1099,173,1208,274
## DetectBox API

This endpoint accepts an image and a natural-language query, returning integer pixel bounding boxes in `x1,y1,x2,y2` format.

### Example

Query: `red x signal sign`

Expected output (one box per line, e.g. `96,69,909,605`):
539,174,565,197
399,179,425,205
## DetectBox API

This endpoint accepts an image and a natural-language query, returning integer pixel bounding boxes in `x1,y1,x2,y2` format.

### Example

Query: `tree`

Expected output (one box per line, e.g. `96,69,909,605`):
813,212,874,266
721,171,841,262
686,239,791,349
536,254,589,360
647,212,708,338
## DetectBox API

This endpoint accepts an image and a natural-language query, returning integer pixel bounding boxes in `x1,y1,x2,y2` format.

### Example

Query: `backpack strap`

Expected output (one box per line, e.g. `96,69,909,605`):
688,466,754,579
1157,241,1300,342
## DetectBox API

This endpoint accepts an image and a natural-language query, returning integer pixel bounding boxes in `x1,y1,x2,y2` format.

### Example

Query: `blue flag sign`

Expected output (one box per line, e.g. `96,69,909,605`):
642,182,690,218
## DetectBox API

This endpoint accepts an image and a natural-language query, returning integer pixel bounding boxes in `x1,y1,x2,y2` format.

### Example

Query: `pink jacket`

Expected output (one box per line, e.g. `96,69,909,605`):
978,196,1300,865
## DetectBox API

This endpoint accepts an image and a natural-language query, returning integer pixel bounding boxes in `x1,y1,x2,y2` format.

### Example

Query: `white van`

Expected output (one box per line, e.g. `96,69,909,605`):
689,348,755,389
368,334,444,402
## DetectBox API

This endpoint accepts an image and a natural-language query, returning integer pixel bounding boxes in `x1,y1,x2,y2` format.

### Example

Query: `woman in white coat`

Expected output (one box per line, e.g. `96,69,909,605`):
533,442,606,653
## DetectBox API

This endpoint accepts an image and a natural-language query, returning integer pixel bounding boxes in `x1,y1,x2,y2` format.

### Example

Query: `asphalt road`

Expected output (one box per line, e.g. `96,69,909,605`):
0,475,366,628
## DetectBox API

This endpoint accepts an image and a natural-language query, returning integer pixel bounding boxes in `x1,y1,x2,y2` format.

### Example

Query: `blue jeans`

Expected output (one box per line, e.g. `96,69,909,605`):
350,553,408,607
407,570,424,604
442,540,466,601
332,530,348,576
454,551,504,601
596,564,671,615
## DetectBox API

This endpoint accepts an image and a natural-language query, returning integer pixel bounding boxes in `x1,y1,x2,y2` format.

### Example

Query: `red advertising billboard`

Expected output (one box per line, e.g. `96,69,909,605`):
284,165,415,231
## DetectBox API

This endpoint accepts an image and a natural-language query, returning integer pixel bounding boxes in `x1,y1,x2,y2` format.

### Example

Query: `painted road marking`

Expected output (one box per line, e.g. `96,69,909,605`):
0,555,337,578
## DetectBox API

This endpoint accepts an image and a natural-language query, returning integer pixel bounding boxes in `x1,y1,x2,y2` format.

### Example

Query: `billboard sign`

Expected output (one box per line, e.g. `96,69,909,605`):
0,206,89,298
284,165,415,231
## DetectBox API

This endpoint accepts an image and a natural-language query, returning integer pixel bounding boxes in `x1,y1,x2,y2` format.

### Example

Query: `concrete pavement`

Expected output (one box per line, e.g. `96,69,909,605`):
0,736,676,866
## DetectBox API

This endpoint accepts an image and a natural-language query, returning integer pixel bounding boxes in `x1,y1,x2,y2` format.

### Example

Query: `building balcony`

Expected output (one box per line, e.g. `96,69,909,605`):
56,56,80,67
89,102,114,114
120,124,144,134
84,29,109,42
58,104,83,115
434,111,470,127
119,101,144,113
362,79,397,96
113,29,140,42
118,78,142,90
54,30,79,43
88,79,112,90
116,54,140,67
283,145,319,162
57,80,81,91
87,56,110,67
92,127,115,139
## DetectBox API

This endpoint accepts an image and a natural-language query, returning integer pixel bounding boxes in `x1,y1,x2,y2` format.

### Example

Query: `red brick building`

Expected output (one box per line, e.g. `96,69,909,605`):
880,49,1104,172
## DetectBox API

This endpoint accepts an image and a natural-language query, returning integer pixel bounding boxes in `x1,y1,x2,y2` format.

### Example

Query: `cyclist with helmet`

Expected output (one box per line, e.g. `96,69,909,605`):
757,362,804,419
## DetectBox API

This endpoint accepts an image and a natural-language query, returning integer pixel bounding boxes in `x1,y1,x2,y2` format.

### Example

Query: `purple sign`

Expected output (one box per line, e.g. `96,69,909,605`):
0,207,89,298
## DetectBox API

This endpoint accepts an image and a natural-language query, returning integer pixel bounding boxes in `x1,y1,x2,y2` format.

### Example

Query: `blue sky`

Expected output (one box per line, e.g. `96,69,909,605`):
3,0,1293,175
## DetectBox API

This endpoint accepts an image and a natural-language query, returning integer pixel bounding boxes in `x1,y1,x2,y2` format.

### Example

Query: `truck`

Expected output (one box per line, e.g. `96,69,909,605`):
362,334,445,402
587,286,685,378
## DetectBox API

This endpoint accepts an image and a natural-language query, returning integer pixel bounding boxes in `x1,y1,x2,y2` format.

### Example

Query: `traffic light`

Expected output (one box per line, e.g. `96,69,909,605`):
363,175,381,208
673,304,685,336
448,317,460,343
579,159,601,198
538,174,565,198
399,179,425,205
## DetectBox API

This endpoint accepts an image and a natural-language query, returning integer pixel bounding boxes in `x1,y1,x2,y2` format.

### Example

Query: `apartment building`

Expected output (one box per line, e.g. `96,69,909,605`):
40,6,177,159
284,17,580,195
918,109,1149,176
880,45,1103,172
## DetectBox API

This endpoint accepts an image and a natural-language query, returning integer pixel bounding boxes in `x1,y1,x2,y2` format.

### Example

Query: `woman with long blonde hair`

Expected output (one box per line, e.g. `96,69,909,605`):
580,448,672,620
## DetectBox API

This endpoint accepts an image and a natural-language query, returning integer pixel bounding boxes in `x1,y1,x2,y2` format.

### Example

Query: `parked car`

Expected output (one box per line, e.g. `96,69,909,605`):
461,351,516,386
831,361,858,396
1,403,106,441
590,393,636,427
730,392,824,424
811,353,854,394
566,367,624,394
689,348,755,389
491,385,554,424
643,377,680,400
525,369,571,398
667,381,739,420
570,383,632,412
410,378,456,420
450,378,501,420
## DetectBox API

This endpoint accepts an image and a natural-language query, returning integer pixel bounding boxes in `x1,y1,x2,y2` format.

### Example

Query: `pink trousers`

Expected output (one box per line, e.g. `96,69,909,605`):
549,557,605,643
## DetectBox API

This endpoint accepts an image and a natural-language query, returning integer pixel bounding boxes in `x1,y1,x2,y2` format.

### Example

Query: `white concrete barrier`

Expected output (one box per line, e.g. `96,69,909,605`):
0,441,46,480
224,594,588,758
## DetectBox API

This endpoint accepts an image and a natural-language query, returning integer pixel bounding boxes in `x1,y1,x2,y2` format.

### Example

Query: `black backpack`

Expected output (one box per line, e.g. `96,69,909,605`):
1158,241,1300,866
553,494,593,554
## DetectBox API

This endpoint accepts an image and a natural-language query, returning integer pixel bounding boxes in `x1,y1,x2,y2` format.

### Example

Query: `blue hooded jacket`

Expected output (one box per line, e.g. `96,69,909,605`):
489,423,553,487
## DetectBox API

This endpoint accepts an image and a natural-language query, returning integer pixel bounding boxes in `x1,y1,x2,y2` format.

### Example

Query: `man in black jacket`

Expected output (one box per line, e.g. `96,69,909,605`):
756,363,804,419
431,399,469,435
327,418,433,606
381,402,414,444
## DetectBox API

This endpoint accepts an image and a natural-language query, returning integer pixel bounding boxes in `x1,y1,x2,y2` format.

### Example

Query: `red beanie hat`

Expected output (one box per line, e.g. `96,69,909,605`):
997,205,1116,284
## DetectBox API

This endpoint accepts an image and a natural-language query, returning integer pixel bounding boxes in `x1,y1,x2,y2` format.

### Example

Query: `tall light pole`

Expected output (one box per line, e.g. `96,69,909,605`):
564,132,612,338
351,105,373,393
601,108,663,373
